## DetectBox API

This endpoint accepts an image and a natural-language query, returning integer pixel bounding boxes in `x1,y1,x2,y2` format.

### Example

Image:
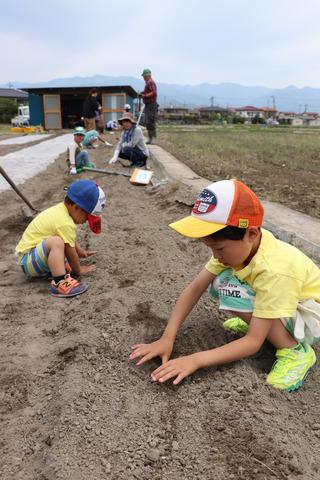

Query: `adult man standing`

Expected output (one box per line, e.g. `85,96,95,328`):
140,68,158,144
82,88,102,131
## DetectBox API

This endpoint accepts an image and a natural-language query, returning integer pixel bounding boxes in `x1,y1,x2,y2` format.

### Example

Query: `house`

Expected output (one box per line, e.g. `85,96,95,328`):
301,112,320,127
0,87,28,103
235,106,264,119
158,106,200,123
198,106,228,121
22,85,138,129
260,107,278,118
277,112,303,126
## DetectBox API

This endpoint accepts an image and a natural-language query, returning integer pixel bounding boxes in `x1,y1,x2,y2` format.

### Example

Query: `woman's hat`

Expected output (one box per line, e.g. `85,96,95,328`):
118,113,136,125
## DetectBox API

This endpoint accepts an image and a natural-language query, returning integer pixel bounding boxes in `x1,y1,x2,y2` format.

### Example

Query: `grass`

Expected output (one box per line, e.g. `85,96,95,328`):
0,124,11,133
157,125,320,218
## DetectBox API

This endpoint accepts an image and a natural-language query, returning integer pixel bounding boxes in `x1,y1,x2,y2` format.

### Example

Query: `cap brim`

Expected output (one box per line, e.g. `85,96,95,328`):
169,216,226,238
87,214,101,234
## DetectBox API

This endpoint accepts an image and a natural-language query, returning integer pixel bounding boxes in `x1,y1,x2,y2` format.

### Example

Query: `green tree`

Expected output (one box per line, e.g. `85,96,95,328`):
0,98,17,123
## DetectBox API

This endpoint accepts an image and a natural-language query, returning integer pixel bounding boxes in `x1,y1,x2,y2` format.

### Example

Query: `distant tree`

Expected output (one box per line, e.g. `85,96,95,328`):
0,98,17,123
251,114,266,124
210,112,220,122
231,114,245,124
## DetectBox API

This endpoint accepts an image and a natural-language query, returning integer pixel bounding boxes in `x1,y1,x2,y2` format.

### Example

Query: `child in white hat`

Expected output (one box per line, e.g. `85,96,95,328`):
130,179,320,392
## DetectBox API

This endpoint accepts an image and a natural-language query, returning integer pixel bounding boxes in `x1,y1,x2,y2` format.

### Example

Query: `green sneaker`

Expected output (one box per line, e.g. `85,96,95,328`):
266,343,316,392
223,317,249,336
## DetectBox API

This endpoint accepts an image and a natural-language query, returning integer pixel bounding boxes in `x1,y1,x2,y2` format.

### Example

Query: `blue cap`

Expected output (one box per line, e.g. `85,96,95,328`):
67,179,106,215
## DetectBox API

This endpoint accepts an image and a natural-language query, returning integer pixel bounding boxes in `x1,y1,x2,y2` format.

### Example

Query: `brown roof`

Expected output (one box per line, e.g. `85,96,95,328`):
236,106,261,111
261,107,277,112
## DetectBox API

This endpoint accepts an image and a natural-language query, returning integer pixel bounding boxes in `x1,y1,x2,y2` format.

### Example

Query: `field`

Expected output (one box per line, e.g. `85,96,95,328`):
158,125,320,219
0,136,320,479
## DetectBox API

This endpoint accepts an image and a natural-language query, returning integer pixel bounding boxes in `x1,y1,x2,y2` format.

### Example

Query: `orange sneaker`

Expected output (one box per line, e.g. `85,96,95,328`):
50,274,88,298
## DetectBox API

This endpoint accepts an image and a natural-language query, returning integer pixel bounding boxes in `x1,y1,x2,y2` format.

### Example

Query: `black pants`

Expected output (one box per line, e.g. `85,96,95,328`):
144,102,158,138
119,147,148,167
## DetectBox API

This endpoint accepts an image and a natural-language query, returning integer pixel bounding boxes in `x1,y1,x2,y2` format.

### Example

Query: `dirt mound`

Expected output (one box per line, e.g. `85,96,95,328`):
0,147,319,479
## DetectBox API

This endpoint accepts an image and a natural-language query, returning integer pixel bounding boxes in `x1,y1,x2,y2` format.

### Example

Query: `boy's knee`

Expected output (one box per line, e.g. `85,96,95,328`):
45,236,65,250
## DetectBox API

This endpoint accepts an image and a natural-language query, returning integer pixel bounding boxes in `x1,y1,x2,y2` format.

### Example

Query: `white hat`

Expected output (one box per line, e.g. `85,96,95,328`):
169,179,264,238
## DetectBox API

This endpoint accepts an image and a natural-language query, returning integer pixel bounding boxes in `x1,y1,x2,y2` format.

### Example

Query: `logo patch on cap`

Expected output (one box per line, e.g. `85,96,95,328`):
192,189,217,216
238,218,249,228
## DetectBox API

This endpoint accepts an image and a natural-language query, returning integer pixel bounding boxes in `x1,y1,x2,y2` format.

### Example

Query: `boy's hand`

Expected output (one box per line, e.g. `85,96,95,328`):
151,354,199,385
129,337,174,366
78,250,97,258
79,265,96,275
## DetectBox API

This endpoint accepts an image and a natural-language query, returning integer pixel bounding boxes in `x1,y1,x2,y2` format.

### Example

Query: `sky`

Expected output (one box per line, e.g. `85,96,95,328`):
1,0,320,88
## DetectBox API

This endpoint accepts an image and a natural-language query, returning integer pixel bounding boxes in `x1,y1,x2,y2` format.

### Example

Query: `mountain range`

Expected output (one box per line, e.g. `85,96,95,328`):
4,75,320,113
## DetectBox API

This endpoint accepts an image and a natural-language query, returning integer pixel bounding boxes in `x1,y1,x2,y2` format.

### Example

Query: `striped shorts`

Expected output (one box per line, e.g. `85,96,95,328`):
19,240,50,277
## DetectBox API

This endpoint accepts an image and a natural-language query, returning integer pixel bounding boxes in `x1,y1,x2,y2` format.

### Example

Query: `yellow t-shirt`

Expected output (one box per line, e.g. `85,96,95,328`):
205,229,320,319
16,202,77,255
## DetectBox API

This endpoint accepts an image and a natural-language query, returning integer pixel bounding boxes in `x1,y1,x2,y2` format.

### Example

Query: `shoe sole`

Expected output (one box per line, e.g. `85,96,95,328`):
50,285,88,298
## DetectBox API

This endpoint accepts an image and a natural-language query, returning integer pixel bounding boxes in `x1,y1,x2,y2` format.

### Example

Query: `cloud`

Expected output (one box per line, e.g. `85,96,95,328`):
2,0,320,87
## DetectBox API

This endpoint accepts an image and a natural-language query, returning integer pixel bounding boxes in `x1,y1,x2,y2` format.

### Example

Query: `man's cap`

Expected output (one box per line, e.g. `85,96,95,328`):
73,126,86,136
141,68,151,76
67,179,106,234
169,179,264,238
118,113,136,125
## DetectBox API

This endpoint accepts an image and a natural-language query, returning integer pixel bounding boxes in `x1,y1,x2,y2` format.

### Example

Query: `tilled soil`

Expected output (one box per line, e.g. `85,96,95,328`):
1,145,320,480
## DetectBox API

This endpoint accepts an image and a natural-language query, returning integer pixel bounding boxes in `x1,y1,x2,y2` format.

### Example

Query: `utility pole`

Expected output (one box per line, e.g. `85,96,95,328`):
210,96,215,107
304,104,308,113
270,96,276,110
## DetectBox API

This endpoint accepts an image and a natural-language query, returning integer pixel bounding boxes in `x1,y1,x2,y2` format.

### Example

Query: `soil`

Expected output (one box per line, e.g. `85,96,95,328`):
1,142,320,480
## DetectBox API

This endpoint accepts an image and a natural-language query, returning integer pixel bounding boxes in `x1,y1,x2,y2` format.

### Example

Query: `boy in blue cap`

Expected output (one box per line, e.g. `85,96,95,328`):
68,127,96,175
16,179,106,298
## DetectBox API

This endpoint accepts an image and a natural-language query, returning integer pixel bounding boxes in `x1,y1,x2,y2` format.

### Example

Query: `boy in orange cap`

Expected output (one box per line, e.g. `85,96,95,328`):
130,179,320,391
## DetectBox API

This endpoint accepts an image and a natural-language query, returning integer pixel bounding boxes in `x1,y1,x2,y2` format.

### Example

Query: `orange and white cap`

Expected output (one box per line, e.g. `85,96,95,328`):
169,179,264,238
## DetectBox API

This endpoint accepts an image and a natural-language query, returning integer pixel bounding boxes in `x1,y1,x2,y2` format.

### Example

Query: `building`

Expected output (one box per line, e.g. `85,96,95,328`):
235,106,264,119
260,107,278,118
198,106,228,121
23,85,138,129
0,87,28,102
159,106,200,123
301,112,320,127
277,112,302,126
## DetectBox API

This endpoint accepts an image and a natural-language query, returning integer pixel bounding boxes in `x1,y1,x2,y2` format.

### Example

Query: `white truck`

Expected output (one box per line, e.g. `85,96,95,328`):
11,105,30,127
